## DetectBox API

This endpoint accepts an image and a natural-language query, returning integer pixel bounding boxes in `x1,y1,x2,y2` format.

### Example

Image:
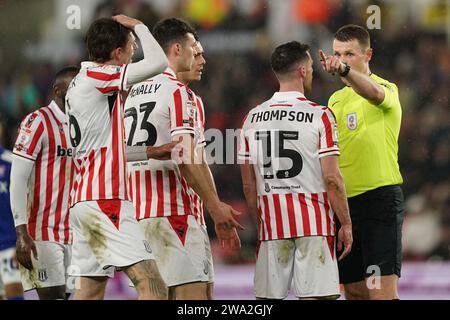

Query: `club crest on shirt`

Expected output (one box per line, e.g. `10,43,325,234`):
186,100,197,118
332,123,339,145
18,126,32,144
346,112,357,130
25,114,36,128
38,269,48,282
186,87,194,100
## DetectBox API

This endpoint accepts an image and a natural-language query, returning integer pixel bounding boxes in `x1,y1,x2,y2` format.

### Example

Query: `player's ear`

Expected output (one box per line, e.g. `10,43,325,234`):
53,84,61,99
365,47,373,62
168,42,180,58
299,65,306,78
175,43,182,56
110,47,121,61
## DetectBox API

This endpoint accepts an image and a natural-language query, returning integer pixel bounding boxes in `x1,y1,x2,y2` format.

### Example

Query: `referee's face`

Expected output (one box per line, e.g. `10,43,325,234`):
333,39,370,74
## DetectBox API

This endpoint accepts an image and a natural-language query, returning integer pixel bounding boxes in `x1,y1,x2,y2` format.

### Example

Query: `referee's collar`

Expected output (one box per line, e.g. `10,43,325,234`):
272,91,305,101
48,100,67,124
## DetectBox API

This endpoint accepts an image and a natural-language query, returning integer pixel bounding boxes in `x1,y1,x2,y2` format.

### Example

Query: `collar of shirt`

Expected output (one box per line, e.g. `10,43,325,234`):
48,100,67,124
163,67,177,78
271,91,306,102
81,61,99,69
80,61,122,69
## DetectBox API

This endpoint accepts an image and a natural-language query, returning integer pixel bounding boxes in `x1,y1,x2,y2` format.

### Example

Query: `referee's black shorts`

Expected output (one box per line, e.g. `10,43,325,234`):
336,185,405,284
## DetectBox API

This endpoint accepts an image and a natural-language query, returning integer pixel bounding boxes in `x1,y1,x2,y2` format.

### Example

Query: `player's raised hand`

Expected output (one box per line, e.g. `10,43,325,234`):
15,226,38,270
147,136,183,160
112,14,143,30
319,49,345,76
337,223,353,261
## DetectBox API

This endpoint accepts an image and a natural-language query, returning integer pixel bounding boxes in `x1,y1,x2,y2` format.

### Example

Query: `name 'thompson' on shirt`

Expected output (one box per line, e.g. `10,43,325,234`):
239,91,340,241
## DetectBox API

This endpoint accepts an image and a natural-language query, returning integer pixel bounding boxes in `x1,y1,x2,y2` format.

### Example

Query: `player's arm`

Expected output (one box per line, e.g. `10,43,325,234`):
92,15,167,92
195,146,218,193
10,156,38,270
125,140,182,162
10,113,44,270
318,109,352,260
174,133,243,250
319,49,384,105
319,156,352,261
236,116,259,227
240,162,259,229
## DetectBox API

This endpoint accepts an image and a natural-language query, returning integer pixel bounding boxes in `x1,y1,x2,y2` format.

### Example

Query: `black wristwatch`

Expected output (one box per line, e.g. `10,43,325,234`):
339,63,351,77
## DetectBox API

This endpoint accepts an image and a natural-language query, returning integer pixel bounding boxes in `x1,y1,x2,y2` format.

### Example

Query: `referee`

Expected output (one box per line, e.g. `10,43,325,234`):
319,24,404,300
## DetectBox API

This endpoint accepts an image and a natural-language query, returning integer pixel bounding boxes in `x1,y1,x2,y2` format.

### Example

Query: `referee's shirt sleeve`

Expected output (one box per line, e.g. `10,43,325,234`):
376,81,400,111
318,108,340,158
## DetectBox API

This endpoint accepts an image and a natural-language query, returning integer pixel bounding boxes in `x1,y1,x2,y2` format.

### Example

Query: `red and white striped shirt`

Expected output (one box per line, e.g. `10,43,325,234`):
66,62,130,206
239,91,339,240
13,101,73,244
125,68,205,225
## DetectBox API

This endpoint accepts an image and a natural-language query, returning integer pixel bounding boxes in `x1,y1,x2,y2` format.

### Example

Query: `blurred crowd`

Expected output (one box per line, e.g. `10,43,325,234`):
0,0,449,262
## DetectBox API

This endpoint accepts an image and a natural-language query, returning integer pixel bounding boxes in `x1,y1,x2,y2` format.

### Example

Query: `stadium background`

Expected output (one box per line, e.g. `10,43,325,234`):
0,0,449,299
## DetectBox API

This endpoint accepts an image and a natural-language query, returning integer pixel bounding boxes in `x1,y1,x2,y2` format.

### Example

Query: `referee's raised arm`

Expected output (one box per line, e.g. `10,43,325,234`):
319,48,385,105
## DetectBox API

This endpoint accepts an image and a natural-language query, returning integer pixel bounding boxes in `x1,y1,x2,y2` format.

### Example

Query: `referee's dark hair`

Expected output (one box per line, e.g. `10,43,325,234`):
152,18,198,54
334,24,370,49
271,41,310,76
86,18,130,63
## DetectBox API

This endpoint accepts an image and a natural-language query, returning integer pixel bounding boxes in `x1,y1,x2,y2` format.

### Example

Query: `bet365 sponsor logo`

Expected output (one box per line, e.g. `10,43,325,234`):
57,145,74,157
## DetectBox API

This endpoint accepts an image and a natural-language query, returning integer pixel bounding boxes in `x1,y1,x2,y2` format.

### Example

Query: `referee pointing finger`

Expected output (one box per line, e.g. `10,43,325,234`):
323,25,404,300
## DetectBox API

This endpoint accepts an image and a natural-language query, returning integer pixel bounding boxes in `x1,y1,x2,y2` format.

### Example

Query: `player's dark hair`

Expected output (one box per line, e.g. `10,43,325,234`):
54,66,79,81
334,24,370,49
271,41,310,75
86,18,131,63
53,66,79,88
152,18,197,54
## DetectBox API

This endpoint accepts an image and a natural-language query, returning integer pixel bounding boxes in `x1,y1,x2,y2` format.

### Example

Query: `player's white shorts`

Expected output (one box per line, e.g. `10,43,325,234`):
19,241,74,292
0,247,22,295
138,215,214,287
69,199,154,277
255,236,340,299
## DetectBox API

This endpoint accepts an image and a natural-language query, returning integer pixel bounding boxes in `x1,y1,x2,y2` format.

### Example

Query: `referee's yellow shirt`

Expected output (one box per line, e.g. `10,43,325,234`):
328,73,403,198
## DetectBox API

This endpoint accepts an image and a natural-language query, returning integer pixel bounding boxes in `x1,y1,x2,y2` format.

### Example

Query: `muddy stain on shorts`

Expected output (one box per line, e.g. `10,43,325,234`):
317,239,326,265
277,240,295,266
82,213,108,264
143,218,175,265
20,265,41,289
